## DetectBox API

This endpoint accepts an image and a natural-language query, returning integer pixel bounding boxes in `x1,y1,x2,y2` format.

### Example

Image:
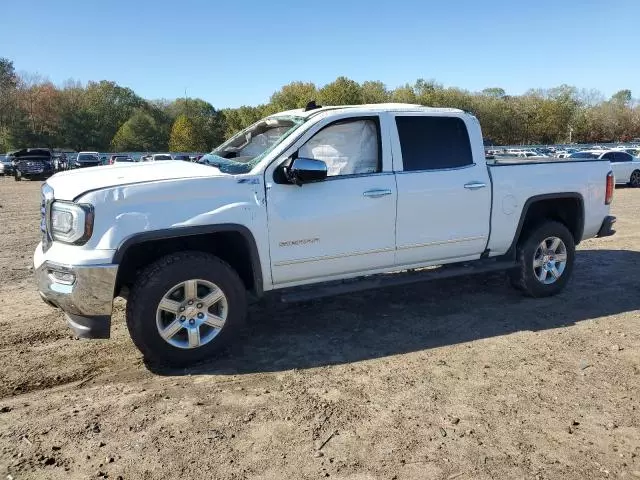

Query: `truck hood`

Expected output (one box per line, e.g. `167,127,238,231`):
47,161,226,200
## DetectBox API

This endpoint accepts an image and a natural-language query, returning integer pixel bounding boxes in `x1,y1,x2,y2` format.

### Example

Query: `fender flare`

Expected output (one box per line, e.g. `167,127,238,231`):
504,193,585,259
112,223,263,295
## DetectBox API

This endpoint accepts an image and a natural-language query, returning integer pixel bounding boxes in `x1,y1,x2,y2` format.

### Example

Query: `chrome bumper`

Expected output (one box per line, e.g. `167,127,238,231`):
36,261,118,339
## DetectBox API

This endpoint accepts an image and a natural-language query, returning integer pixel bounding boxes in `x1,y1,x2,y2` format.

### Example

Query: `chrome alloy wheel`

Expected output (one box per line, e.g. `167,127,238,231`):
533,236,568,285
156,279,228,349
630,170,640,187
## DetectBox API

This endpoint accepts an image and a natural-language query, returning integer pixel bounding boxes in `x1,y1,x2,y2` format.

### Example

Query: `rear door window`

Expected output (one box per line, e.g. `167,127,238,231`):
615,152,632,162
395,116,473,171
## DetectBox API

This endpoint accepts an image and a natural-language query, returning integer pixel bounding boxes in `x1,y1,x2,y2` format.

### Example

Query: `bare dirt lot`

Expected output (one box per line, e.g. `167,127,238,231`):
0,177,638,480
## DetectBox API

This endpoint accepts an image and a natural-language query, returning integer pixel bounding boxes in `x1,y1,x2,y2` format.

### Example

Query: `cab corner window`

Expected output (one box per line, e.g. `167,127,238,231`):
298,118,381,177
395,116,473,171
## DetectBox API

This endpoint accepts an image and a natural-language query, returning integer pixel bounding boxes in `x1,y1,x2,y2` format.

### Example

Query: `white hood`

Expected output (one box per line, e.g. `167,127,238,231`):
47,161,226,200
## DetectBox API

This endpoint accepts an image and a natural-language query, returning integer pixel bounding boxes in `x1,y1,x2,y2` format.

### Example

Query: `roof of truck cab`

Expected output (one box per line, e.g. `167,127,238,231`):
272,103,466,119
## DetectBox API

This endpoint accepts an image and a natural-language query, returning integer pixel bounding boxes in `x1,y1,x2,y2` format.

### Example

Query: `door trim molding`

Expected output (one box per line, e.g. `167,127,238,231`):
397,236,486,251
273,247,395,267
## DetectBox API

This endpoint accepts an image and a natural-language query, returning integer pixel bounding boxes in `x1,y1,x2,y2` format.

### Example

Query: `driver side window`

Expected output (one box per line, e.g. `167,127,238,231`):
298,118,381,177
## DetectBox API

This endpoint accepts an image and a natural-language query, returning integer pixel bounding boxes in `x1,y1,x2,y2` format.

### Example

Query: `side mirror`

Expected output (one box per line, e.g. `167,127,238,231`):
286,158,327,186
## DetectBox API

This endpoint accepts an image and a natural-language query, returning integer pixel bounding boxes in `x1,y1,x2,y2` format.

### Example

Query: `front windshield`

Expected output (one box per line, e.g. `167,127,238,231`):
79,154,99,161
200,115,305,174
154,155,172,161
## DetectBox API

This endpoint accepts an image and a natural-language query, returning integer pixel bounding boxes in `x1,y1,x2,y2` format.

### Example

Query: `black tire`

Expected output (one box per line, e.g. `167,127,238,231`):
629,170,640,188
14,172,21,181
509,221,575,298
126,251,247,367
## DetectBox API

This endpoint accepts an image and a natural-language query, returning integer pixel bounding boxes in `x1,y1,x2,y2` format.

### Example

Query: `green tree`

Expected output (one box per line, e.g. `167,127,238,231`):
169,114,206,151
391,84,417,104
360,81,390,103
163,98,224,150
270,82,318,110
482,87,506,98
0,58,19,151
83,80,145,149
111,109,165,151
611,89,632,106
318,76,363,105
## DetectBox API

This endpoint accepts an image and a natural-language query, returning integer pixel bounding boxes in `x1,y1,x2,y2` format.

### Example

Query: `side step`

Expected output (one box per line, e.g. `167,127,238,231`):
279,260,518,303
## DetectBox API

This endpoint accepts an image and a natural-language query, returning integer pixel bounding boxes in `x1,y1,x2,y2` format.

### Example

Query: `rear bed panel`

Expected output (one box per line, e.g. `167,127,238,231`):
487,160,611,256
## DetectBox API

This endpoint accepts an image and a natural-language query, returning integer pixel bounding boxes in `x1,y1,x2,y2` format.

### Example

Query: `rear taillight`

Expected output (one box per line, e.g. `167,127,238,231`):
605,171,614,205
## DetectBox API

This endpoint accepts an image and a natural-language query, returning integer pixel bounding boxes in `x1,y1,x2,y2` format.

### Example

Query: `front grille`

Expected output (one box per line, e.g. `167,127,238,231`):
20,160,45,173
41,184,54,252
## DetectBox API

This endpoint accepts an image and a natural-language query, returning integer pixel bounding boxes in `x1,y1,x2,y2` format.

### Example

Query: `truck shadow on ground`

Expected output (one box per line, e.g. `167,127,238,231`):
149,249,640,376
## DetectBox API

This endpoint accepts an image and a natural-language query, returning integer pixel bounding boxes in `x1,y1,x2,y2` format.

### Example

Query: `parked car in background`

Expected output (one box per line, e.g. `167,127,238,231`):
0,155,14,176
612,147,640,156
570,150,640,186
109,155,134,164
10,148,55,181
515,151,544,158
599,151,640,187
74,152,101,168
568,151,599,159
149,154,173,161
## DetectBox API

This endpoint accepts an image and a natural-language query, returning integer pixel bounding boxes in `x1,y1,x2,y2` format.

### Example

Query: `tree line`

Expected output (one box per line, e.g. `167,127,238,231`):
1,57,639,153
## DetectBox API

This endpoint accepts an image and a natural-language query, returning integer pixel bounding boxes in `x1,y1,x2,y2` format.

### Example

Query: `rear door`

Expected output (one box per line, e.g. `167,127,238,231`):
391,114,491,266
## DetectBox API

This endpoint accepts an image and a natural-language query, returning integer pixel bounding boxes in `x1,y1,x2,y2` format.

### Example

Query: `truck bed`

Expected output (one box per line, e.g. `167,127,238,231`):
485,157,612,256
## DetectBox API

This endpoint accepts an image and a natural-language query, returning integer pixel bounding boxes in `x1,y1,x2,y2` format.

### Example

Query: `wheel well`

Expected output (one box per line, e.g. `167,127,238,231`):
514,196,584,251
115,231,259,297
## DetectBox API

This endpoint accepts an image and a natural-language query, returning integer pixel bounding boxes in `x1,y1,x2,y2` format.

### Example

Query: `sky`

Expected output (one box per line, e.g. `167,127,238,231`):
2,0,639,108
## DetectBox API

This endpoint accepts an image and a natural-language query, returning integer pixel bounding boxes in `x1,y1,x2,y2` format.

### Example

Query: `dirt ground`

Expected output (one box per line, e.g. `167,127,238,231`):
0,177,638,480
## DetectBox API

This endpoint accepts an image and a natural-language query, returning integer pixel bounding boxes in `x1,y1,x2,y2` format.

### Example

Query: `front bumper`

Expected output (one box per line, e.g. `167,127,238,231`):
596,215,616,238
36,261,118,338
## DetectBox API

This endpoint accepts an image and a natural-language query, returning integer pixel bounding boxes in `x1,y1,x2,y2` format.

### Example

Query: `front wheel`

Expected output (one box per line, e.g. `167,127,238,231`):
509,221,575,297
629,170,640,188
126,252,247,367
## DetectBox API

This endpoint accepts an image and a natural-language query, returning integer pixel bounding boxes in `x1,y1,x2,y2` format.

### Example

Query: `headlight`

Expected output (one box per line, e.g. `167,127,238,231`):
50,202,94,244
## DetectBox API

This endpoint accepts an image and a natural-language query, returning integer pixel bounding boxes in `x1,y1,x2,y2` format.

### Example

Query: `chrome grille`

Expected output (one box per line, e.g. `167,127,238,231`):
20,160,45,173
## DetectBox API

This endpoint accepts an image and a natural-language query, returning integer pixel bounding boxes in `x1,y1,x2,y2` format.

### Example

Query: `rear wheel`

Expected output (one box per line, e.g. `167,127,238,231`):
509,221,575,297
629,170,640,188
126,252,247,367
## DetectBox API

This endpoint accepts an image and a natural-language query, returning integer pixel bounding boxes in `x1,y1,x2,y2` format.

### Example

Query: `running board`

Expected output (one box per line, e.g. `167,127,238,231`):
279,260,518,303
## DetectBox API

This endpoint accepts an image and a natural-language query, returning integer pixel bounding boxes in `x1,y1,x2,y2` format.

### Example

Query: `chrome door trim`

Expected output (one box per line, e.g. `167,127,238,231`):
397,236,486,251
273,247,395,267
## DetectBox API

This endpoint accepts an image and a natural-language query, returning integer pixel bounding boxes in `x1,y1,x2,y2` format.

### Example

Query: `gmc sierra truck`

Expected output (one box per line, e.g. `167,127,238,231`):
34,103,616,366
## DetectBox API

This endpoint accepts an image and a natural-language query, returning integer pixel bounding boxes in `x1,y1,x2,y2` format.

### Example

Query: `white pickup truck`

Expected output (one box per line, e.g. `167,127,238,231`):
35,103,616,366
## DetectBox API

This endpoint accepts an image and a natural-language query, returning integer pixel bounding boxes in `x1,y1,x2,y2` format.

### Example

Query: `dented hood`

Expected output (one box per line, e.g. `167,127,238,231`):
47,161,226,200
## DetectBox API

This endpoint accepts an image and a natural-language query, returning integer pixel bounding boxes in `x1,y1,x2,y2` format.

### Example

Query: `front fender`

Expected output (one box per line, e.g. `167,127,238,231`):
77,176,271,290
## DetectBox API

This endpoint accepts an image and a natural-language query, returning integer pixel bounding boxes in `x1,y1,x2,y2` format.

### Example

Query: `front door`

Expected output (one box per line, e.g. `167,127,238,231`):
266,116,397,286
